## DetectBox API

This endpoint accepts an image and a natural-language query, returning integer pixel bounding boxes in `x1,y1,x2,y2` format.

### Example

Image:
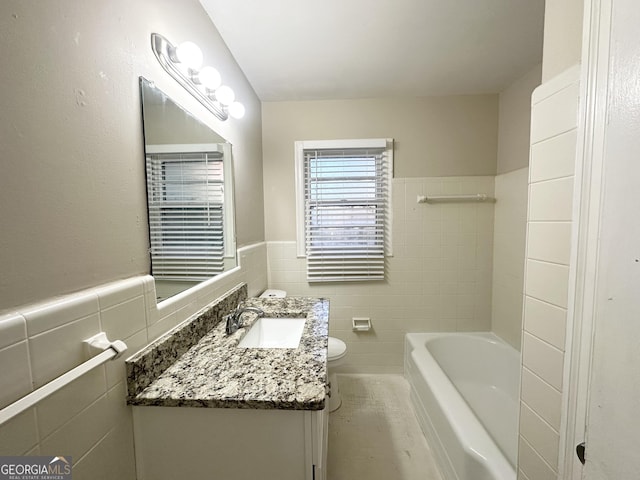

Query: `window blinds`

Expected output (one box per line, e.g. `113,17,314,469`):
145,151,225,281
303,147,389,282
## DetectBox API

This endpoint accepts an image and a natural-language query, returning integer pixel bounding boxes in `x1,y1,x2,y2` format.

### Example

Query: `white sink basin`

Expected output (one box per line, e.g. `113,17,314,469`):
237,317,306,349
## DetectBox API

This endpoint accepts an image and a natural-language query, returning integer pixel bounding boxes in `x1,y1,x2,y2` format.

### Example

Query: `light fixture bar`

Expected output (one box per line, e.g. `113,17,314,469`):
151,33,228,121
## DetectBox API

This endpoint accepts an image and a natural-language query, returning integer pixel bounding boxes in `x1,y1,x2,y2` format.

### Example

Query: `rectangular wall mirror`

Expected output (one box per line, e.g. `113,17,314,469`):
139,77,237,302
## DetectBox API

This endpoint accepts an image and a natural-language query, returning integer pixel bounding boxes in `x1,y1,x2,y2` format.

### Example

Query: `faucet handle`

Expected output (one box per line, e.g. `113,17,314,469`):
224,313,238,335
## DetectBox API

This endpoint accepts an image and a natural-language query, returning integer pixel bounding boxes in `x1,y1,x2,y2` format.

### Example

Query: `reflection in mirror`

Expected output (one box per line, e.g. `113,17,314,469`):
139,77,237,302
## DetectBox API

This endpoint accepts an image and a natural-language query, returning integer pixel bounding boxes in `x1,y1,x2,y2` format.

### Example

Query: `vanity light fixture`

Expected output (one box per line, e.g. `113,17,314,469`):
150,33,245,121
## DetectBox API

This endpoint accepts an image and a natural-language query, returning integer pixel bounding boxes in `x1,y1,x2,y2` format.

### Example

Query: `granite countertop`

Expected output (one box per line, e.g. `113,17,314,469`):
127,295,329,411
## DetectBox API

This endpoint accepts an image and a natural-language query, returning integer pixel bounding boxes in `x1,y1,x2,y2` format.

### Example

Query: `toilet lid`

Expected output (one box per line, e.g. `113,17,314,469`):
328,337,347,361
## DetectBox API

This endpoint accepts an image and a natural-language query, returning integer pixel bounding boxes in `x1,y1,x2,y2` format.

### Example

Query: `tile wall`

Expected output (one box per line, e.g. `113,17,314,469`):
267,176,496,373
518,66,581,480
491,167,529,349
0,242,267,479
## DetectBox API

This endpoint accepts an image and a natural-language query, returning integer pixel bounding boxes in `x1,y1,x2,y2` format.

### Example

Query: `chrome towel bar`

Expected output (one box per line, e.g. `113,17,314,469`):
417,194,496,204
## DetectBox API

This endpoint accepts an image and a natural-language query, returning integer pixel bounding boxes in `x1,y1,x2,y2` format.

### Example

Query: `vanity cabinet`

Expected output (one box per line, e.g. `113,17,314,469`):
126,294,330,480
132,402,328,480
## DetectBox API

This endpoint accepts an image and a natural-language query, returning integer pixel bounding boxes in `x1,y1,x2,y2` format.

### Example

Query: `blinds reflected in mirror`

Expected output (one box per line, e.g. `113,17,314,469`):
146,150,225,281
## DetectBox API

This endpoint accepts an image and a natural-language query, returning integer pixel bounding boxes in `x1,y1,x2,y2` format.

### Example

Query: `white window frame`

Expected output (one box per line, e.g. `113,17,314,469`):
294,138,394,279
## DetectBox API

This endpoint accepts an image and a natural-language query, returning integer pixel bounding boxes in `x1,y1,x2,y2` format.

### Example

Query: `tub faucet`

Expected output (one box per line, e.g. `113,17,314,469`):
225,306,264,335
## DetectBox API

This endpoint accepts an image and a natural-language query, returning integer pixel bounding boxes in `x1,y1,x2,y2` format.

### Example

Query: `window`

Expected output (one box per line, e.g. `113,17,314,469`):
145,147,227,281
295,139,393,282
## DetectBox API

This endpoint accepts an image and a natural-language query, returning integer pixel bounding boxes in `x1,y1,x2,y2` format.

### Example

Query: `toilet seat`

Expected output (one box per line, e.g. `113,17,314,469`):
328,337,347,362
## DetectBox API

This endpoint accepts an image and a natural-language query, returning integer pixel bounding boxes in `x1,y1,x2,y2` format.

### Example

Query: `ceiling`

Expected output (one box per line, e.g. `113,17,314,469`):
199,0,545,102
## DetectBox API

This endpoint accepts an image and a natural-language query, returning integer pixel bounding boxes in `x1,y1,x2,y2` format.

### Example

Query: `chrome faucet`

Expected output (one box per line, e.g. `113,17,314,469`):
224,306,264,335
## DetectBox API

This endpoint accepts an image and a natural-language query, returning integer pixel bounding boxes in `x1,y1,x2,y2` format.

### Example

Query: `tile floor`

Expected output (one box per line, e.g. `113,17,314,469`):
327,374,443,480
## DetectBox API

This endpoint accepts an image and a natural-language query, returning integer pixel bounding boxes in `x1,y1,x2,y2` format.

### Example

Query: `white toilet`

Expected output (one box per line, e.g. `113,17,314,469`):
259,289,348,412
327,336,347,412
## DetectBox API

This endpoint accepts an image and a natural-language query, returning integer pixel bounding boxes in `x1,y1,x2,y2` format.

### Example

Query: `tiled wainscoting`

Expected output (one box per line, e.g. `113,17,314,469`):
267,176,496,373
0,242,267,479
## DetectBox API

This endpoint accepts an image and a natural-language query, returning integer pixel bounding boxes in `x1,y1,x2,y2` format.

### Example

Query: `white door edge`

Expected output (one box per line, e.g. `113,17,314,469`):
560,0,613,478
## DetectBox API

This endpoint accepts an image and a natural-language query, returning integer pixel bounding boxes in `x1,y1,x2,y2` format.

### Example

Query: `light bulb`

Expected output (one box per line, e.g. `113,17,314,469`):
175,41,203,70
197,66,222,90
228,102,246,119
215,85,235,106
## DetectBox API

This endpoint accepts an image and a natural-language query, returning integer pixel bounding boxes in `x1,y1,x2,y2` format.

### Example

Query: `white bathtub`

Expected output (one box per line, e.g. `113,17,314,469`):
405,333,519,480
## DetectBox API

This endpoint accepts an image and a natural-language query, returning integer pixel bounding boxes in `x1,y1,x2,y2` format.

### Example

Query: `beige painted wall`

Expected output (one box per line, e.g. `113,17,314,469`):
497,65,542,174
262,96,498,241
542,0,585,82
0,0,264,311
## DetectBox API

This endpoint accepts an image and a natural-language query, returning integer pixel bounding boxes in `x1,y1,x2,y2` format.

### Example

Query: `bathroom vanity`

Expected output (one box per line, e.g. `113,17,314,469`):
126,285,329,480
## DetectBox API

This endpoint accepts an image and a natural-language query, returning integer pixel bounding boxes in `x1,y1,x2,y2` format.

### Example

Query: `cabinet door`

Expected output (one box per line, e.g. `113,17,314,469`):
134,406,308,480
309,403,329,480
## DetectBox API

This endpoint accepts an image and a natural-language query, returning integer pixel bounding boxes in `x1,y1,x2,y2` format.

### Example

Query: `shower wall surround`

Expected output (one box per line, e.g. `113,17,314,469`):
518,65,580,480
491,168,529,349
267,176,495,373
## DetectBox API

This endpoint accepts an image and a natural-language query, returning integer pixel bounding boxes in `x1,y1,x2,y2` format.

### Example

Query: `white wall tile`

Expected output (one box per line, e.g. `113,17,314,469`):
524,297,567,350
522,332,565,391
70,418,136,480
520,67,579,480
23,292,99,337
530,129,577,182
40,394,111,461
95,277,145,310
345,340,404,355
518,469,532,480
36,367,106,438
28,314,101,387
340,352,404,370
525,260,570,308
518,436,558,480
527,221,572,265
520,403,560,469
268,179,496,371
141,275,155,296
528,177,574,221
99,295,147,341
492,283,524,349
521,368,562,430
24,445,40,456
0,312,27,350
491,168,528,348
530,81,580,144
0,409,38,455
0,342,33,409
